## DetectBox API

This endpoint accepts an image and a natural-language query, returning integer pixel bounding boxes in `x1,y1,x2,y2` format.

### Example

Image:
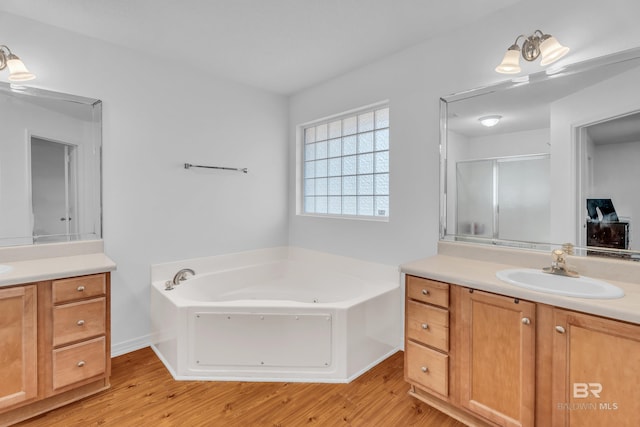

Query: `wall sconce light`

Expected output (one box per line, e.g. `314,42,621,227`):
479,115,502,127
0,45,36,82
495,31,569,74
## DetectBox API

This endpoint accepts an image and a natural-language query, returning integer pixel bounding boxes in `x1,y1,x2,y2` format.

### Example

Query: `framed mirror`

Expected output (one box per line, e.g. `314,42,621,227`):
440,47,640,260
0,82,102,246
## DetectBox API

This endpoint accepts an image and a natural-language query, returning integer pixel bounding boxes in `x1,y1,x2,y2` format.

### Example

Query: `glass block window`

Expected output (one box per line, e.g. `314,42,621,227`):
302,105,389,218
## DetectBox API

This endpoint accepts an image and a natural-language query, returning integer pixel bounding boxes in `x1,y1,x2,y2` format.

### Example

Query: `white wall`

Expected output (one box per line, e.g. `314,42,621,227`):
445,131,468,236
463,129,549,160
0,12,289,353
288,0,640,266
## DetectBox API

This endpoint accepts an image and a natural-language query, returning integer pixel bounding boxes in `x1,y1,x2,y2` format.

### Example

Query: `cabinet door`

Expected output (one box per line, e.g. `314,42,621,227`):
459,289,535,427
551,309,640,427
0,285,38,410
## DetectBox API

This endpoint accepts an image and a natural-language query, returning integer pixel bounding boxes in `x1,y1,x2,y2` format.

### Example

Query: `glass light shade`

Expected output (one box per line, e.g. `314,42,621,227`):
7,57,35,82
479,115,502,127
539,36,569,66
495,49,522,74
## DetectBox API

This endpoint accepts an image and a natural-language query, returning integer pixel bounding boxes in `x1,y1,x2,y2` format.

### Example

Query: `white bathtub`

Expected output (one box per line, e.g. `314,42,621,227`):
150,247,402,383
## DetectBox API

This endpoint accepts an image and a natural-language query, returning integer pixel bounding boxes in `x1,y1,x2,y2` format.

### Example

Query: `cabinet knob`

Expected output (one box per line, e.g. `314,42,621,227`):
77,285,86,292
77,361,86,367
421,323,429,330
521,317,531,325
555,326,566,334
421,289,429,296
421,366,428,373
77,319,85,326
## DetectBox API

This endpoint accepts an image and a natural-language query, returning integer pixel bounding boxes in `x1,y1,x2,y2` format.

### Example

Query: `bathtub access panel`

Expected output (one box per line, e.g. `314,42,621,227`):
190,312,333,368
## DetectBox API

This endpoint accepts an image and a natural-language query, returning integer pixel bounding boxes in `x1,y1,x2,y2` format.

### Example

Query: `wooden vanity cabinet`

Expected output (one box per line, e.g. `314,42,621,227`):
404,275,451,398
0,285,38,411
459,289,535,427
405,274,640,427
49,274,109,394
548,308,640,427
0,273,111,426
405,276,496,427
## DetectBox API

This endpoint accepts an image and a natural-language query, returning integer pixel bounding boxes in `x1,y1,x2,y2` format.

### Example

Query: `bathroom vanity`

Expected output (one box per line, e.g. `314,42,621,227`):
0,243,115,426
0,60,111,426
401,243,640,427
429,45,640,426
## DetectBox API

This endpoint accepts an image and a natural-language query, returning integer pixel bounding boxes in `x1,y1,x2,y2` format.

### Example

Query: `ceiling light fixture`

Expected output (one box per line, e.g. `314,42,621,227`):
495,31,569,74
0,45,35,82
479,115,502,127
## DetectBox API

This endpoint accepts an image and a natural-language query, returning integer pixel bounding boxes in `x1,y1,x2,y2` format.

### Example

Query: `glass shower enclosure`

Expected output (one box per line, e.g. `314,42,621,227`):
456,154,550,243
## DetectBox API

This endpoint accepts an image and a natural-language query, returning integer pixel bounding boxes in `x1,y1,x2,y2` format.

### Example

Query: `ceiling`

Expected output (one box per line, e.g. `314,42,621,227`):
587,112,640,145
0,0,520,94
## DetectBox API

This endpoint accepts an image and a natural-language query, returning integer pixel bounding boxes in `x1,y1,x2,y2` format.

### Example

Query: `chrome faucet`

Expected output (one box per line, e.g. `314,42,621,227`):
542,249,579,277
165,268,195,290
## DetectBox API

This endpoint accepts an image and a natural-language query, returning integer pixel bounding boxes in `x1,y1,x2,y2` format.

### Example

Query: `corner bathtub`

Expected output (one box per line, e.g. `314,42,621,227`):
150,248,402,382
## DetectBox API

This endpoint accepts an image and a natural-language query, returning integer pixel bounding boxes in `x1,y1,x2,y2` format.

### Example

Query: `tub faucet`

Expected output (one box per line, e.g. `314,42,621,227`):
165,268,195,290
173,268,195,285
542,249,579,277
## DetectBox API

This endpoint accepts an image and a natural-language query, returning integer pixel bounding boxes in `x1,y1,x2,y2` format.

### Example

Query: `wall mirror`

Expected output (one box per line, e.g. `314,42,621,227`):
0,82,102,246
440,47,640,260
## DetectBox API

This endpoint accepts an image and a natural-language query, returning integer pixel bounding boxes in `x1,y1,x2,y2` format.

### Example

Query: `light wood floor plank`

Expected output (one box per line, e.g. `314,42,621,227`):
16,347,464,426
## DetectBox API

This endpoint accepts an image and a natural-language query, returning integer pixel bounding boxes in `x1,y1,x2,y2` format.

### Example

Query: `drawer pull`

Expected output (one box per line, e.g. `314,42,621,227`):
521,317,531,325
421,366,428,373
77,319,85,326
555,326,566,334
421,323,429,330
77,360,86,367
421,289,429,296
77,285,86,292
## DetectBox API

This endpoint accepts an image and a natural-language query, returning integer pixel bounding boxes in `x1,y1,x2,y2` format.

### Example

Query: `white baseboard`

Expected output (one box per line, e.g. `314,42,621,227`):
111,334,151,357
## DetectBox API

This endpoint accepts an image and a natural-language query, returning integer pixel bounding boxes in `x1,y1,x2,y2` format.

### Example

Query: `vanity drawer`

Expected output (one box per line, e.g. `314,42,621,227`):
52,337,106,391
53,298,106,347
405,340,449,397
406,275,449,308
406,300,449,351
53,274,106,304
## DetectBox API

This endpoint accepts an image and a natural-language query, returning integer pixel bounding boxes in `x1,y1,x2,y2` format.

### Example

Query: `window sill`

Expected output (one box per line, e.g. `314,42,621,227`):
297,213,389,223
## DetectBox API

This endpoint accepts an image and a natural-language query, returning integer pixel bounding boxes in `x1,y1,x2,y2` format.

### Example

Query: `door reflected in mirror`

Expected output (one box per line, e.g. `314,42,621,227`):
30,137,78,242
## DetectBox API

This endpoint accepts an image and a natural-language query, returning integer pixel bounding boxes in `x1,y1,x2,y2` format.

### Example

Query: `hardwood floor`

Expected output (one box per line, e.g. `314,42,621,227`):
17,348,464,426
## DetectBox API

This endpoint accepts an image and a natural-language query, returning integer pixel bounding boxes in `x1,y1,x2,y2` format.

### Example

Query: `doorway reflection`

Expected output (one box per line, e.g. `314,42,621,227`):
30,137,78,242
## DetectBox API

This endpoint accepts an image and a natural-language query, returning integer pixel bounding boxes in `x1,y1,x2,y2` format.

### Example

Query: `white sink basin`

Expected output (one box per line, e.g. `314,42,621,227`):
0,264,13,274
496,269,624,299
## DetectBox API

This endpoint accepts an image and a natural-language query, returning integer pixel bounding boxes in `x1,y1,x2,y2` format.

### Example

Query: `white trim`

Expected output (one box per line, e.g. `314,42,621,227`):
111,334,151,357
296,100,390,128
151,344,401,384
298,212,389,222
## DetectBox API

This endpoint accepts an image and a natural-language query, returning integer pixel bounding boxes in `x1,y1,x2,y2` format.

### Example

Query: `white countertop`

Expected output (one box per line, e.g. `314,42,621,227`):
0,252,116,287
401,254,640,325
